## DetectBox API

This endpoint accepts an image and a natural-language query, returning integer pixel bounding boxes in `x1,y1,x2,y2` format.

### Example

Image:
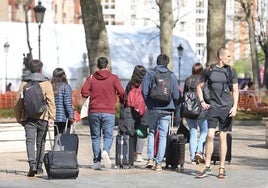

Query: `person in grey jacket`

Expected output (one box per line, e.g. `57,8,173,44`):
142,54,180,171
51,68,74,136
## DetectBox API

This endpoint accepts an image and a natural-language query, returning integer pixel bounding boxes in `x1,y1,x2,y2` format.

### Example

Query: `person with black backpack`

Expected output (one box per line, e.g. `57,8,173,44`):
141,54,180,171
196,47,239,179
14,59,56,177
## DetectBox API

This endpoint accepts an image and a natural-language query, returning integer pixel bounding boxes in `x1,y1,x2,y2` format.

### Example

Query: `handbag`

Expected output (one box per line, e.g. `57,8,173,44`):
180,91,201,119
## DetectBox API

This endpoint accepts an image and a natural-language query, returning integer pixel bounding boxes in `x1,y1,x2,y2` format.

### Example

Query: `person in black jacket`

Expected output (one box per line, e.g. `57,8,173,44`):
182,63,208,165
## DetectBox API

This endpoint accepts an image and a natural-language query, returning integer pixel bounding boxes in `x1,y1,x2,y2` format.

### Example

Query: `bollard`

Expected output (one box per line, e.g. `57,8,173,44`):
263,117,268,149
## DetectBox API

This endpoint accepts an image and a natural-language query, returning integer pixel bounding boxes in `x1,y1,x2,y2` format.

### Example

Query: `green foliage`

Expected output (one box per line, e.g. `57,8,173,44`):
0,108,15,118
235,111,268,120
233,58,252,78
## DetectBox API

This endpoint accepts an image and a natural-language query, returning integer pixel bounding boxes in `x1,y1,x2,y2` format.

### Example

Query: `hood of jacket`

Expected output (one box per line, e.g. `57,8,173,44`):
24,73,49,82
154,65,170,73
93,69,111,80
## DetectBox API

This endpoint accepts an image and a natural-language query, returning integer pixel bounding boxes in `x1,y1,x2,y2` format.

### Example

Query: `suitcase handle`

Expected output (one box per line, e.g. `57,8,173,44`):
47,125,63,151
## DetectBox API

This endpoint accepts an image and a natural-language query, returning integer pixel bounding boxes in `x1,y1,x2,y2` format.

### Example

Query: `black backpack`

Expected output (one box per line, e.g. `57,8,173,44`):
207,64,233,92
149,68,173,106
23,81,47,116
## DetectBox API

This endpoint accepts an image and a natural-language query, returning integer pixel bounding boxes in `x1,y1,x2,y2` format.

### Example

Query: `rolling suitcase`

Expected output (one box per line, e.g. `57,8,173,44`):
115,134,135,169
53,120,79,154
165,113,186,171
44,125,79,179
211,131,232,164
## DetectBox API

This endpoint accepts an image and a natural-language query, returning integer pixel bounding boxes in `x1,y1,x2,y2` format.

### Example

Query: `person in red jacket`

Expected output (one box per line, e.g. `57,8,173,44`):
81,57,125,170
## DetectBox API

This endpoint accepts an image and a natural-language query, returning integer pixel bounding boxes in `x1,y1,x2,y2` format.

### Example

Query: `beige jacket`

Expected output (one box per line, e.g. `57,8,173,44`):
14,80,56,124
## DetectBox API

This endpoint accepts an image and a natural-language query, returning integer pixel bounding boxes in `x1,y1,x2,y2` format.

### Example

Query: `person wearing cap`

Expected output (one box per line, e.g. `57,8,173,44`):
14,59,56,177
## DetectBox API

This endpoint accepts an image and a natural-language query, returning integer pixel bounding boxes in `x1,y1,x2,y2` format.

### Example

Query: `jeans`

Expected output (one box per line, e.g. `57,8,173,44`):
147,110,171,165
88,113,115,163
186,118,208,160
24,118,48,168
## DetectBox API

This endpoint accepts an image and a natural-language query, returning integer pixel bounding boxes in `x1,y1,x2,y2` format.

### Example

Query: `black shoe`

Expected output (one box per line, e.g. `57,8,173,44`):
27,166,37,177
36,168,44,174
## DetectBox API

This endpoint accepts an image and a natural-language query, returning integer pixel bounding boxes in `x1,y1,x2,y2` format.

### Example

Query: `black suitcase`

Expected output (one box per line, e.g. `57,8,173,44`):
165,133,186,171
53,121,79,154
115,134,135,169
44,126,79,179
44,150,79,179
211,131,232,164
165,113,186,171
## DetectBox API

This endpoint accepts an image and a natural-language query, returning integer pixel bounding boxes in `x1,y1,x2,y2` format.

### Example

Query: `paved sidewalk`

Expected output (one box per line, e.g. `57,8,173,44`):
0,120,267,188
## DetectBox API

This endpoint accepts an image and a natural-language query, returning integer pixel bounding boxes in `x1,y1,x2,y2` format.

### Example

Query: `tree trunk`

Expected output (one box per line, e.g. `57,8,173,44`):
159,0,174,71
80,0,110,74
206,0,226,67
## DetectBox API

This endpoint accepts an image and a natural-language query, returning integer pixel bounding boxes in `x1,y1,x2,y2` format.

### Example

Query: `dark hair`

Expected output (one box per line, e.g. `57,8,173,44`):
192,63,203,75
29,59,43,73
217,47,229,58
51,68,68,95
126,65,146,94
97,57,109,69
157,54,169,66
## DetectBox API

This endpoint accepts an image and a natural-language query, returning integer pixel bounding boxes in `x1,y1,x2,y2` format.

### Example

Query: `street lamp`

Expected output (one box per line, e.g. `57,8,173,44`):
177,44,184,82
148,53,153,69
4,42,10,92
34,1,46,60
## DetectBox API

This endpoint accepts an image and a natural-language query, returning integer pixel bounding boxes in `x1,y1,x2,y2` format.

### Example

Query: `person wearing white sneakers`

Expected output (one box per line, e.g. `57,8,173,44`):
81,57,125,170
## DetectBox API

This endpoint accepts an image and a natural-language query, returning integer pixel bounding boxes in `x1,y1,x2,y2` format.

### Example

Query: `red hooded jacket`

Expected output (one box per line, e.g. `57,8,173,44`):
81,69,125,114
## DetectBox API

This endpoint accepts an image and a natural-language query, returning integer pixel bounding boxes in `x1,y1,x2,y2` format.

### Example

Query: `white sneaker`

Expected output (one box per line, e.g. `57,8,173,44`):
101,150,111,169
135,154,144,162
93,162,101,170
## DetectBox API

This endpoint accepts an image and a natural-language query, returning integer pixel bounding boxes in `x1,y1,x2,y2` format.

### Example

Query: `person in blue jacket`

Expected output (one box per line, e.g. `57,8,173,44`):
142,54,180,171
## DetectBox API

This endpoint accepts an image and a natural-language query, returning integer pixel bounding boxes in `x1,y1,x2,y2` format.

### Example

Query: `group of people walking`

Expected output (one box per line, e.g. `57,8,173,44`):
14,46,238,180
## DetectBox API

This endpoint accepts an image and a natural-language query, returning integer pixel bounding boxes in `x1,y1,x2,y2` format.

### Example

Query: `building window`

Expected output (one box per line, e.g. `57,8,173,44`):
196,19,205,37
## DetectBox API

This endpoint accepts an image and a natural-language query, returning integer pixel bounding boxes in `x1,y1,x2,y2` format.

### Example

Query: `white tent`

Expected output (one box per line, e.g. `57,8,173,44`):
0,22,197,92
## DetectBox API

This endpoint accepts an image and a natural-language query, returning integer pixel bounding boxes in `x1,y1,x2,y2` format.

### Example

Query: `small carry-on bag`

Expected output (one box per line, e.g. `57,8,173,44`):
53,120,79,154
44,125,79,179
115,134,135,169
211,131,232,165
165,113,186,171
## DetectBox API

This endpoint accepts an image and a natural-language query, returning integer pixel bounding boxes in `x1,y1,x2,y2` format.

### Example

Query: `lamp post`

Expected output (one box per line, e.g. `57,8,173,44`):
34,1,46,60
4,42,10,92
177,44,184,82
148,53,153,69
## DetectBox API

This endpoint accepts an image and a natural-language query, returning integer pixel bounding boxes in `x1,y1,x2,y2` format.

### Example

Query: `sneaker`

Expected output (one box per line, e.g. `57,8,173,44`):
146,159,154,168
195,152,205,163
154,164,162,171
191,159,199,165
101,150,111,169
196,166,212,178
92,162,101,170
218,167,226,179
135,154,144,162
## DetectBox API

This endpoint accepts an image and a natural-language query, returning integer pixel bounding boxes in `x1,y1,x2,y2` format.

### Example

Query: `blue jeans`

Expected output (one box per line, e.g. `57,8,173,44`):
147,110,171,165
186,118,208,160
88,113,115,163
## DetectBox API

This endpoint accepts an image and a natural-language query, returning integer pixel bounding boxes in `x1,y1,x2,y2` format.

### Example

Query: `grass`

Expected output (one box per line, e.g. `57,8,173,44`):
235,111,268,120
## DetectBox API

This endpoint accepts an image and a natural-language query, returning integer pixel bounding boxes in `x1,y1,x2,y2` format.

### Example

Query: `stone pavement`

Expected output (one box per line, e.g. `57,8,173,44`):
0,120,267,188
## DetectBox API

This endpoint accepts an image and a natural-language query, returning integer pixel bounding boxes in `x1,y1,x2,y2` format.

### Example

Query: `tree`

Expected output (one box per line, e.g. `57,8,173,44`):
157,0,174,70
80,0,110,74
206,0,226,67
239,0,261,90
256,0,268,89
